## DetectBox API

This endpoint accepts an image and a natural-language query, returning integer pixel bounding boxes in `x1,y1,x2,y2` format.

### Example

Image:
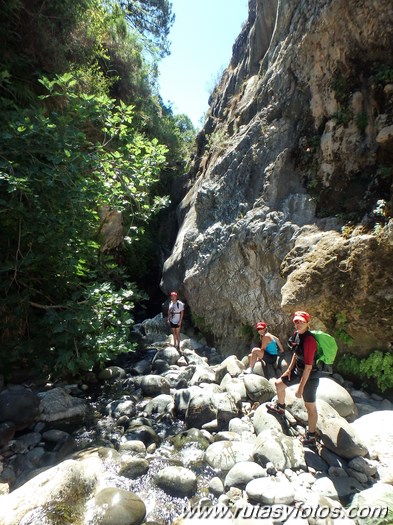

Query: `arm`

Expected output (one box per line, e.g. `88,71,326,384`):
274,335,285,353
179,307,184,326
295,364,312,398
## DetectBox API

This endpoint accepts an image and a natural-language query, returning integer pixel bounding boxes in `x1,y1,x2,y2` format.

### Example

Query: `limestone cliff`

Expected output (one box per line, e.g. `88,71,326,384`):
161,0,393,357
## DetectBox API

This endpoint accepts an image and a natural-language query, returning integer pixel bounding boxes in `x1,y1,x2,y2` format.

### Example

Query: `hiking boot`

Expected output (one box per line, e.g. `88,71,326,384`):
302,432,317,447
266,402,285,415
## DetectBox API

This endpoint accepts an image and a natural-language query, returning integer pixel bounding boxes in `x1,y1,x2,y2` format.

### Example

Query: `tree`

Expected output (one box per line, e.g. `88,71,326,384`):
0,73,168,376
119,0,175,58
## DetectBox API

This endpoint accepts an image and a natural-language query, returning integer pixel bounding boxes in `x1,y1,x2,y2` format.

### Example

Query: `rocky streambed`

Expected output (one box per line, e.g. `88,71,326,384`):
0,315,393,525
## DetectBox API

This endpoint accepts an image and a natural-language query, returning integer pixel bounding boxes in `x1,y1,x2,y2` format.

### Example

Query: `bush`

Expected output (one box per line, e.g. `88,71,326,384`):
337,351,393,392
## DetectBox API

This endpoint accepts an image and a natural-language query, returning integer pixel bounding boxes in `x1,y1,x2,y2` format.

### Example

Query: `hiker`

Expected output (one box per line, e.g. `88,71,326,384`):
167,291,184,351
244,322,286,375
267,311,319,447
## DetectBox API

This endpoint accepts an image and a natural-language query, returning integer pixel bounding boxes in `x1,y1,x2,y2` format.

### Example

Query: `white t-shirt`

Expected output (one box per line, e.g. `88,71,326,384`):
168,300,184,325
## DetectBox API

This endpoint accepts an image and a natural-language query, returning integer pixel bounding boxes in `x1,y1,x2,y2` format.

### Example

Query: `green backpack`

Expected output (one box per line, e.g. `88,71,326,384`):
310,330,338,373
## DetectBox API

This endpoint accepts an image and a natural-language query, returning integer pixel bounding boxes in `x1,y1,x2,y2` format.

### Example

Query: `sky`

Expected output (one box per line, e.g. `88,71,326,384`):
158,0,249,129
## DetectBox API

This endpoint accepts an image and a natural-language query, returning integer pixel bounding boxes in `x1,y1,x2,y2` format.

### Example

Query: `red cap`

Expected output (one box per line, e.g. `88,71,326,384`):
292,311,311,323
256,322,267,330
170,291,178,296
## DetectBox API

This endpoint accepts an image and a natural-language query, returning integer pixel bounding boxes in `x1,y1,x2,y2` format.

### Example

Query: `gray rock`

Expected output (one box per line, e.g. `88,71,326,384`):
105,398,136,418
185,392,217,429
143,394,174,416
140,375,171,396
316,378,358,420
348,483,393,525
118,440,146,457
204,440,254,471
38,387,89,423
98,366,126,380
118,458,149,479
243,375,276,403
155,466,197,497
245,476,295,505
208,476,225,496
224,461,266,489
252,428,306,471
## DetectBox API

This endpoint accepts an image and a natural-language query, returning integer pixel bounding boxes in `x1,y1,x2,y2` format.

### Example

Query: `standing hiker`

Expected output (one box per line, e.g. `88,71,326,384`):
167,291,184,351
245,321,286,375
267,311,319,447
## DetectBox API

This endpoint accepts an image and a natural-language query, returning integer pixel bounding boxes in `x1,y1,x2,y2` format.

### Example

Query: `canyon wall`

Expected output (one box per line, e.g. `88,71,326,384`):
161,0,393,356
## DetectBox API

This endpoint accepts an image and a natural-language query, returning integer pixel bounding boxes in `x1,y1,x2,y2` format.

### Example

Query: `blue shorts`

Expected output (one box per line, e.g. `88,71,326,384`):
282,369,319,403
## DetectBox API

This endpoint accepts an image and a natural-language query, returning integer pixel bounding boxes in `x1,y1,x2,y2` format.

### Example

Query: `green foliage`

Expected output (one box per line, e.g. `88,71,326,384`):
240,324,254,341
0,0,196,380
334,311,355,346
337,351,393,392
355,112,368,132
191,313,207,333
206,129,229,152
0,73,167,377
374,65,393,84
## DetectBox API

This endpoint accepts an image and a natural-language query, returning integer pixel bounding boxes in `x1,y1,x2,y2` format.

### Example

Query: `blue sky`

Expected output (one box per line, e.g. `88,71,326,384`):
158,0,249,128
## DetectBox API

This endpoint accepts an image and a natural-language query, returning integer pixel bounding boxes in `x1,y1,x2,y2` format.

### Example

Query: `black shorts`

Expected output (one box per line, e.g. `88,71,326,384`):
282,369,319,403
263,352,278,365
170,322,180,328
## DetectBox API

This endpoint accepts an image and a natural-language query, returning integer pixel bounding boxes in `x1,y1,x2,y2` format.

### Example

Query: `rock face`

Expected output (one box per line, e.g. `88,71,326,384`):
161,0,393,356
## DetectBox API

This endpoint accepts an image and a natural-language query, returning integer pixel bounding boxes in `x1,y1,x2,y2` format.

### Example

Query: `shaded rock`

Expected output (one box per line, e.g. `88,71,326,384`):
38,387,89,423
0,387,40,430
123,425,161,447
185,392,217,429
98,366,126,380
143,394,174,416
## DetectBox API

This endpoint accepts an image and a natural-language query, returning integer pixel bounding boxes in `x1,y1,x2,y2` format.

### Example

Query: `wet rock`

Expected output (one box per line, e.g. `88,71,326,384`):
155,466,197,497
93,487,146,525
118,457,149,479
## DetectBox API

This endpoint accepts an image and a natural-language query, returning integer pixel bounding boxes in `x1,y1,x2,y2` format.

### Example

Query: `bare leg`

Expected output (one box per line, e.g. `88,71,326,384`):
248,347,264,369
275,378,287,405
304,401,318,433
